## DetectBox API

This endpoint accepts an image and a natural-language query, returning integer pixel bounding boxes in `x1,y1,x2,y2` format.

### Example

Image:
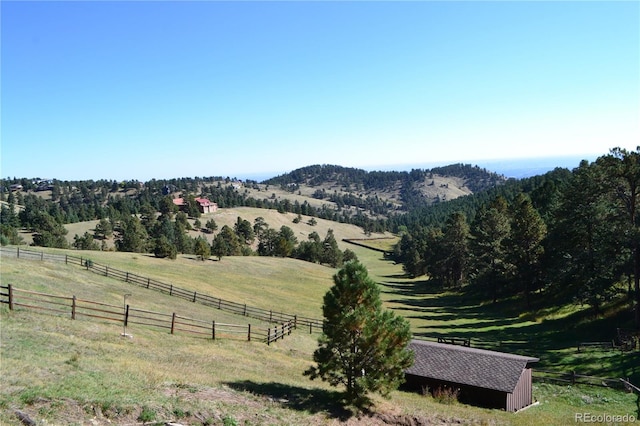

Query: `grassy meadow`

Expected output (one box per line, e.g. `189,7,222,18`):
1,242,639,425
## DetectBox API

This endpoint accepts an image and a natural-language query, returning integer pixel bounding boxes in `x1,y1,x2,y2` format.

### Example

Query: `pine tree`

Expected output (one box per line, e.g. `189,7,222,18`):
305,261,414,408
597,147,640,327
194,236,211,261
507,193,547,308
470,196,512,303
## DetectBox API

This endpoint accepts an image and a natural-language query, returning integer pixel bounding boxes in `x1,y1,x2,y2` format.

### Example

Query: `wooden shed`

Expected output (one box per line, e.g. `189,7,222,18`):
404,339,539,412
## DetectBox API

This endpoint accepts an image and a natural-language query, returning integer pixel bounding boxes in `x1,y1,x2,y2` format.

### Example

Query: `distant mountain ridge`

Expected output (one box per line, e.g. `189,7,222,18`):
262,163,506,210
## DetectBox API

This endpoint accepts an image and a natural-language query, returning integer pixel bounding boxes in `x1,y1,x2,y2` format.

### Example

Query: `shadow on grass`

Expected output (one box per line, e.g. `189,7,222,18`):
224,380,353,421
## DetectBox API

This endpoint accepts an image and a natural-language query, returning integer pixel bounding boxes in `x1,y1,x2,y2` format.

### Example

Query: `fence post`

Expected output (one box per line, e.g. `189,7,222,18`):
294,315,297,330
218,299,222,309
17,247,20,258
309,322,312,334
193,291,197,303
41,251,44,260
105,266,109,277
65,255,68,265
571,371,576,385
270,310,273,323
125,305,130,327
212,321,216,340
267,328,271,345
243,304,247,316
8,284,14,310
71,296,76,320
147,278,150,289
171,313,176,334
248,324,251,341
125,272,129,283
170,285,173,296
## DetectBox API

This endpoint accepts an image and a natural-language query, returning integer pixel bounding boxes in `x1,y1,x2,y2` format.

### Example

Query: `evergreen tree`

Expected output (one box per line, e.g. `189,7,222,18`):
548,160,623,314
94,218,113,240
257,227,278,256
234,216,255,245
275,226,297,257
597,147,640,327
440,212,470,287
470,196,512,302
211,233,227,261
115,215,149,253
205,218,218,234
73,231,100,250
153,235,177,259
321,229,343,267
305,261,414,408
194,236,211,261
507,193,547,307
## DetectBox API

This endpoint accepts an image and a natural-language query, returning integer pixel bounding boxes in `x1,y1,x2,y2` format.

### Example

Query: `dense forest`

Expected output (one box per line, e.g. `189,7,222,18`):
393,148,640,328
2,149,639,328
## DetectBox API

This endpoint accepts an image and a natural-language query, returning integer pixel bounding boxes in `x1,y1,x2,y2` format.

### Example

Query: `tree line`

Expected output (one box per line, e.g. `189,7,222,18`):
393,148,640,328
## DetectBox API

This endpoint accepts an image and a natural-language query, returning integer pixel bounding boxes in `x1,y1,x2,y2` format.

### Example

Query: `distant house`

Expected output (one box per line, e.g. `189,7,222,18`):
195,197,217,214
9,184,23,192
172,197,218,214
404,339,539,412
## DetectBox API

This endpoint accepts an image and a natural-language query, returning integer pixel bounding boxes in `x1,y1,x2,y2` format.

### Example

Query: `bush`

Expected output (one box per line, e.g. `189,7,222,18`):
137,406,156,423
432,385,460,405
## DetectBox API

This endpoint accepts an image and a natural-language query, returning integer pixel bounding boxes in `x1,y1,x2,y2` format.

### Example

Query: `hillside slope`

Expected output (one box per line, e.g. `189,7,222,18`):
1,248,636,426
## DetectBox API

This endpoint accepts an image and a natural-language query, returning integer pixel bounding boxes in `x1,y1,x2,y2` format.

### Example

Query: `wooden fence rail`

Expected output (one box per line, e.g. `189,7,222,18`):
533,369,628,390
0,284,297,345
0,246,324,332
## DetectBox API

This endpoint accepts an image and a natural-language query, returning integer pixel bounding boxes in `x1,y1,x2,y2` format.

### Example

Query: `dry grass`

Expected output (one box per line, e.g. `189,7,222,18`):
1,247,638,425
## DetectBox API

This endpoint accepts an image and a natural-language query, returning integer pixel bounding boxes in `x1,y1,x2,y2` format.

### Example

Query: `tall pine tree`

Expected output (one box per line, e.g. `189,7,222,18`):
305,261,414,408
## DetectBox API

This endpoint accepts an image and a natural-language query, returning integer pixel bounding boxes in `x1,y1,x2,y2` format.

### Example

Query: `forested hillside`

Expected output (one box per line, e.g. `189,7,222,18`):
393,147,640,329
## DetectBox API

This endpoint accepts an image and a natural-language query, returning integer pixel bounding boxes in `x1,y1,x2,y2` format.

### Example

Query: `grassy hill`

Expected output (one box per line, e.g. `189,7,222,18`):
62,206,396,250
1,245,638,425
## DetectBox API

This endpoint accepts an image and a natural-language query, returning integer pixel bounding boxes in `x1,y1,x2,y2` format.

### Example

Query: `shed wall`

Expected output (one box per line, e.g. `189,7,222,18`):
506,367,533,412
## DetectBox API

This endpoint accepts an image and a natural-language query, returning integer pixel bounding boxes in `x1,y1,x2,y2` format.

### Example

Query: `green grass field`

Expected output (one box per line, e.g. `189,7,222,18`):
1,245,639,425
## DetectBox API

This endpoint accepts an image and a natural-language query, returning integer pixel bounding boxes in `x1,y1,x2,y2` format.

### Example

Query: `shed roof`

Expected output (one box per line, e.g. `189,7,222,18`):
406,339,539,393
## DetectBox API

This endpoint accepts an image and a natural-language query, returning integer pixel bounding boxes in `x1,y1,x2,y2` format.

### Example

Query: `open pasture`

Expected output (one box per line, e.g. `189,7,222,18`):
1,246,638,425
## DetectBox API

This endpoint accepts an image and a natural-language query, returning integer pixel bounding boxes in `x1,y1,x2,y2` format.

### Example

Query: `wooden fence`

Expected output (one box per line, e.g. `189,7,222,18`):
0,284,293,345
0,246,323,333
533,369,631,390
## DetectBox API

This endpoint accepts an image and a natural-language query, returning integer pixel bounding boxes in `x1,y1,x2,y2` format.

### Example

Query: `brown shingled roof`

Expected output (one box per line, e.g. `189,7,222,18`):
406,339,539,393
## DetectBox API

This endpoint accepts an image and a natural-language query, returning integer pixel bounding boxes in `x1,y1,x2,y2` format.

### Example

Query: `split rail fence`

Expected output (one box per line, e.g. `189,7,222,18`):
0,246,323,333
0,284,293,345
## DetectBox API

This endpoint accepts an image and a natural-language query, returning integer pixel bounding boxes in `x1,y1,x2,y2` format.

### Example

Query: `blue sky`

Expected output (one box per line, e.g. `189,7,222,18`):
2,1,638,181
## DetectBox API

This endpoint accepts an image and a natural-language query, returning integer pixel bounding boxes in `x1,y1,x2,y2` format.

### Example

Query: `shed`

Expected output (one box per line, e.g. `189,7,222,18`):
404,339,539,412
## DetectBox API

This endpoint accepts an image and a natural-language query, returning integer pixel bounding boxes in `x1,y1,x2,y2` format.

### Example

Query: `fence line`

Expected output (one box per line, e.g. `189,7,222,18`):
0,284,295,345
533,369,630,390
0,246,323,332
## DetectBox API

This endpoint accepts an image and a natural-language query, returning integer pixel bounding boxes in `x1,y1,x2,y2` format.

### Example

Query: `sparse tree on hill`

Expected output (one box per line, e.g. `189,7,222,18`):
275,226,297,257
305,261,414,408
116,215,149,253
73,231,100,251
321,229,342,267
205,218,218,234
154,235,177,259
94,218,113,240
194,236,211,261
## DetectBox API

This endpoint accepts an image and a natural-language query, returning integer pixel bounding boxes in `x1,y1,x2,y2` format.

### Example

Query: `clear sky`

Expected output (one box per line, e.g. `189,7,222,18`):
1,1,638,181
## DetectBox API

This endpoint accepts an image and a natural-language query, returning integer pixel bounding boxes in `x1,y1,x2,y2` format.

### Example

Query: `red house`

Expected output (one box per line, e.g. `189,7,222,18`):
172,197,218,214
